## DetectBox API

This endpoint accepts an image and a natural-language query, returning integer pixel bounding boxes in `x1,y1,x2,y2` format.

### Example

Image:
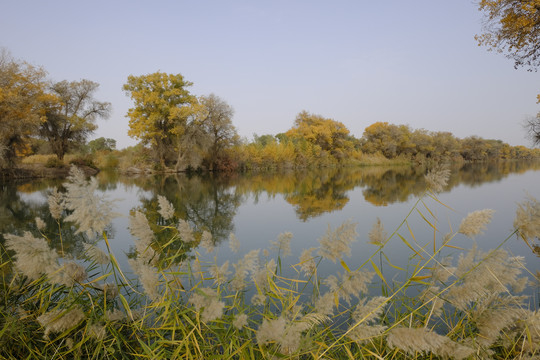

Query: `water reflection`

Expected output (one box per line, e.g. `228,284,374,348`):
1,161,539,256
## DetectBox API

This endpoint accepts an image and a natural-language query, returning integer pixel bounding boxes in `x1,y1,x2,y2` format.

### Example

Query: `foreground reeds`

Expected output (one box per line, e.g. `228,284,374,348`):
0,166,538,359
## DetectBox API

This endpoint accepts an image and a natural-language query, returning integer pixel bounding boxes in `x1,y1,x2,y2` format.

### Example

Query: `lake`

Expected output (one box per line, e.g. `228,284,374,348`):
1,161,539,298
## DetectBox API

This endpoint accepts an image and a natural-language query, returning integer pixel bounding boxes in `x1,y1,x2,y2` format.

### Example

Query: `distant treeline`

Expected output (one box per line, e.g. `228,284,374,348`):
226,113,540,171
2,51,538,174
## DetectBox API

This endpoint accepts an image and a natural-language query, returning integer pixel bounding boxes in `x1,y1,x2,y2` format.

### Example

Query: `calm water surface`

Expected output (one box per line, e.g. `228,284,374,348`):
2,161,539,294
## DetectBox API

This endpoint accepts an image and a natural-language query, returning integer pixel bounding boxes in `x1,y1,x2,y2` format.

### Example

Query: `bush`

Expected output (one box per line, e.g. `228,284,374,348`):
44,157,64,168
68,154,97,169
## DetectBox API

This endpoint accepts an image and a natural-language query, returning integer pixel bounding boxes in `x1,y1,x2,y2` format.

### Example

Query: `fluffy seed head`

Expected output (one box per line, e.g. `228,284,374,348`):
318,220,358,262
83,243,110,265
5,232,59,281
189,288,225,323
37,307,86,338
425,166,450,193
233,313,248,330
298,247,317,276
513,196,540,245
458,209,495,239
177,219,195,243
271,232,292,257
35,217,46,231
48,188,64,220
63,166,119,237
157,195,175,220
229,232,240,253
368,217,386,246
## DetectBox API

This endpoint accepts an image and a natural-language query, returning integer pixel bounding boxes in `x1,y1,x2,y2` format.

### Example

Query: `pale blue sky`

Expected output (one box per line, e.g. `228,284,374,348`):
2,0,539,148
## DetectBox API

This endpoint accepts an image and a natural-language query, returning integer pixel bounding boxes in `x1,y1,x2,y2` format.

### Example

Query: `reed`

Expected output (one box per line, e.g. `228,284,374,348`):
0,166,538,359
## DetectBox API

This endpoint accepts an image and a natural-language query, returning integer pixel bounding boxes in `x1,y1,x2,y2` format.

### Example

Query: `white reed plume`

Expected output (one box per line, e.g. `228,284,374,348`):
231,249,260,291
458,209,495,239
106,309,126,322
177,219,195,243
5,232,59,281
347,296,388,344
513,196,540,245
257,312,328,355
83,243,110,265
100,283,119,299
199,230,214,253
88,323,106,341
386,327,473,360
270,231,292,257
35,217,46,231
37,306,86,338
63,166,119,237
315,292,336,316
157,195,175,220
189,288,225,323
424,166,450,193
128,211,156,264
229,232,240,253
52,261,87,287
447,245,527,311
252,258,276,293
324,269,374,304
368,217,387,246
48,188,64,220
233,313,248,330
128,259,160,301
298,247,317,276
318,220,358,262
209,260,231,285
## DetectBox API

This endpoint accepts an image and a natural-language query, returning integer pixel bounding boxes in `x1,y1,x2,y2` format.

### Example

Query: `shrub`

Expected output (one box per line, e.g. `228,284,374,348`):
44,157,64,168
68,154,97,169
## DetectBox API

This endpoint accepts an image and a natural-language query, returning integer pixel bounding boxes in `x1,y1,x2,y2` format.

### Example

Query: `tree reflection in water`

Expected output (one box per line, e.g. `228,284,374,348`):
1,160,539,261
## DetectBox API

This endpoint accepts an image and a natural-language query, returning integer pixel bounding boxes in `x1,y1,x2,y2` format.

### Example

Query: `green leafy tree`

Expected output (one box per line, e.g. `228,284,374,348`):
87,137,117,153
40,80,111,160
123,72,195,167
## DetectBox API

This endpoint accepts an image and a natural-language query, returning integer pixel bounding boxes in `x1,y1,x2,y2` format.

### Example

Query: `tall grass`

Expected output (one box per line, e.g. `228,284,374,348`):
0,166,538,359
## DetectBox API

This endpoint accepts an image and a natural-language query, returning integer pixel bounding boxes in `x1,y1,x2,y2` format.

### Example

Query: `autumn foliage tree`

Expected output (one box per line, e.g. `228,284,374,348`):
0,49,52,169
477,0,540,145
285,111,353,161
123,72,195,167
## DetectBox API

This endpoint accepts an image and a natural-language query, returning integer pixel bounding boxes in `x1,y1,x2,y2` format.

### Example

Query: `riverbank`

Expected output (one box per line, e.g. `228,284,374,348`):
0,163,99,180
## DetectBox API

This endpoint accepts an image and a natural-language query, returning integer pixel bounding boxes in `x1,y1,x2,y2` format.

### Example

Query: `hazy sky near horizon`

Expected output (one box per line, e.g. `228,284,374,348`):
2,0,540,149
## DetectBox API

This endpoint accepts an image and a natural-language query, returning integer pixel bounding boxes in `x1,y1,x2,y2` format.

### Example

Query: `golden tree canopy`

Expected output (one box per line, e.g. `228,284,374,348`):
477,0,540,70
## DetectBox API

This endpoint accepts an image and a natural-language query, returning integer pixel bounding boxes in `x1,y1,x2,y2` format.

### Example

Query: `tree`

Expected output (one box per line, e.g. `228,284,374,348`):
40,80,111,160
524,115,540,145
199,94,239,170
173,101,212,172
477,1,540,145
0,49,51,169
286,111,353,161
123,72,195,167
361,122,413,158
86,137,117,153
477,0,540,70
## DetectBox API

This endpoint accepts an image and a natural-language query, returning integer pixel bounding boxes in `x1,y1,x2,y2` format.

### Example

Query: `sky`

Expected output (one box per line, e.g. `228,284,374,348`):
1,0,540,149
